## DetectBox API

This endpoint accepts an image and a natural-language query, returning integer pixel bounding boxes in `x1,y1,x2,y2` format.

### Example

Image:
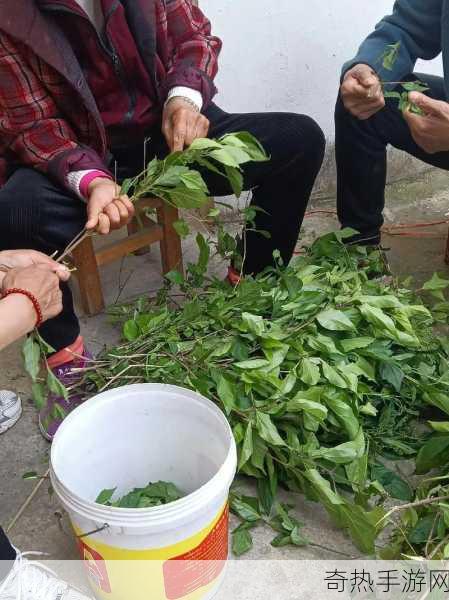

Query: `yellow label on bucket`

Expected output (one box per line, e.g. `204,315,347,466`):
74,503,229,600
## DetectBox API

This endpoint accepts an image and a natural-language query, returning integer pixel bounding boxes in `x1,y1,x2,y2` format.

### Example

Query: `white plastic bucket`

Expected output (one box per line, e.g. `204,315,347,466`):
50,384,237,600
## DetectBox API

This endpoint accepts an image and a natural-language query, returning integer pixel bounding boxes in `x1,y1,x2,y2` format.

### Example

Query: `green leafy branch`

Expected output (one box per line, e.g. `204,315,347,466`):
23,132,268,411
378,42,428,115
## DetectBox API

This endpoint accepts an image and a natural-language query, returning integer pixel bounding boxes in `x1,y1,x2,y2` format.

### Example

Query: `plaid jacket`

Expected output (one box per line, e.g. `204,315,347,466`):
0,0,221,190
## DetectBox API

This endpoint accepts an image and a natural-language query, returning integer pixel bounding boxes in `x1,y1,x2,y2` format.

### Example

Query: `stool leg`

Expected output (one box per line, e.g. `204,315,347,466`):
157,204,183,274
72,238,105,316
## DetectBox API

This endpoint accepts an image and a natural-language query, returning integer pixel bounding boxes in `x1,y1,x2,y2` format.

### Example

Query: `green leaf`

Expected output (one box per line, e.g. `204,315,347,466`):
235,359,270,370
312,428,365,465
46,369,68,400
231,497,261,522
120,178,134,196
232,528,253,556
384,91,402,100
22,471,40,480
224,166,244,197
31,383,46,411
287,395,328,422
299,357,320,386
95,488,117,505
162,185,207,209
251,434,267,472
358,295,402,309
371,463,413,501
428,421,449,433
22,336,41,382
210,148,240,168
155,165,190,187
416,435,449,474
424,391,449,416
196,233,210,273
221,132,268,162
173,219,190,238
270,533,292,547
423,273,449,300
256,412,285,446
340,337,374,353
381,42,401,71
239,422,253,470
324,392,359,440
257,477,275,516
189,138,223,151
359,402,378,417
401,81,430,93
51,403,67,420
321,362,347,389
316,309,356,332
359,304,397,337
242,312,265,336
217,376,236,414
379,362,404,393
165,270,185,285
123,320,139,341
307,334,341,355
409,515,440,544
290,525,309,546
179,171,208,192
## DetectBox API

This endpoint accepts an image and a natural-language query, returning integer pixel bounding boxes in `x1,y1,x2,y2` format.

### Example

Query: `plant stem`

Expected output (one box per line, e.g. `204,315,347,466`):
6,468,50,533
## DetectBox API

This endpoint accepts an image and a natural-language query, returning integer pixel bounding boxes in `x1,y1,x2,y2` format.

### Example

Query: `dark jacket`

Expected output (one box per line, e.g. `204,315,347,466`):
344,0,448,98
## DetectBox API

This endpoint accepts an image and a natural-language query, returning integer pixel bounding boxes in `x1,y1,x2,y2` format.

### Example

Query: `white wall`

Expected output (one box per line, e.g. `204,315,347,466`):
202,0,443,141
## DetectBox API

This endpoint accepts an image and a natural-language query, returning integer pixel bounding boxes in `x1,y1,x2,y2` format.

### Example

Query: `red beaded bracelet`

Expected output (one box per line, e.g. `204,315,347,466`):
1,288,43,328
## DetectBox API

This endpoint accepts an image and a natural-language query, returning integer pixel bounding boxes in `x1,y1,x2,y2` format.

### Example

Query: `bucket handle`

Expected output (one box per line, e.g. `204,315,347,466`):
77,523,110,540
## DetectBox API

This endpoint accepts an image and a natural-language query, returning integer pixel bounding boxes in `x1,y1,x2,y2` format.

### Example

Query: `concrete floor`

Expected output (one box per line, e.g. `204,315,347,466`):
1,167,449,564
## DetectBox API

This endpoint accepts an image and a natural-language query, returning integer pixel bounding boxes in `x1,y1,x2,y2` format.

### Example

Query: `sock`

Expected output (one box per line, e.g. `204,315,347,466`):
47,336,84,369
0,527,16,581
227,266,241,286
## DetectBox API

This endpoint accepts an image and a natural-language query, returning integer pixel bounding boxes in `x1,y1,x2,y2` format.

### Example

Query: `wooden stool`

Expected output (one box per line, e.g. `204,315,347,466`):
72,197,183,315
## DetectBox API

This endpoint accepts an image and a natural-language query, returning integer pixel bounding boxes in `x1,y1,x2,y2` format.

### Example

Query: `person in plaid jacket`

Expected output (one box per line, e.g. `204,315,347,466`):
0,0,325,440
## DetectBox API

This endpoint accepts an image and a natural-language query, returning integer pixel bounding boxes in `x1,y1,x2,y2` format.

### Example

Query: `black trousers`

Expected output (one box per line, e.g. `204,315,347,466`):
0,527,15,580
0,104,324,351
335,73,449,244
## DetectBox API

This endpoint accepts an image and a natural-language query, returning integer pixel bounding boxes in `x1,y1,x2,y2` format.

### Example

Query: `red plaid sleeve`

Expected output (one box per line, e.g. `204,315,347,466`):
0,33,108,191
0,34,78,166
161,0,222,107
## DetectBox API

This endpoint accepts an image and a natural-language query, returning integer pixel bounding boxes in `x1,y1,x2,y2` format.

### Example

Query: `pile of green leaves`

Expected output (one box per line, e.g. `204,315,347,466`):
95,481,184,509
74,230,449,556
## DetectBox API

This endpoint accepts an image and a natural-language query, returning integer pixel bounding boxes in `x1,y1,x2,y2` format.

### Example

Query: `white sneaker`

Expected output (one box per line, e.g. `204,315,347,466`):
0,391,22,434
0,550,93,599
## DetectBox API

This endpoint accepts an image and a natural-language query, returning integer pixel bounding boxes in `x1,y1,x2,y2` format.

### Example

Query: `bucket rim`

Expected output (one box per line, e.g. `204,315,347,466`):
50,383,237,526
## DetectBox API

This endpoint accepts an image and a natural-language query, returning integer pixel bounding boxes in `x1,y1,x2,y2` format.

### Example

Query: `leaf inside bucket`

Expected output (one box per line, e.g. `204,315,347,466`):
95,481,184,508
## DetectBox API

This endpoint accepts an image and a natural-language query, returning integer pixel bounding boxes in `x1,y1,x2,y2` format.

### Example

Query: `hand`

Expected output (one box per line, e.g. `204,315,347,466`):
341,64,385,120
0,249,70,276
403,92,449,154
162,98,210,152
2,264,65,322
86,178,135,235
0,250,70,288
